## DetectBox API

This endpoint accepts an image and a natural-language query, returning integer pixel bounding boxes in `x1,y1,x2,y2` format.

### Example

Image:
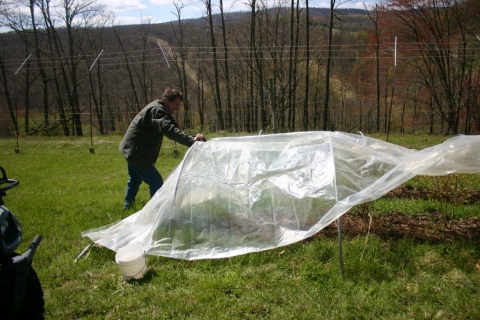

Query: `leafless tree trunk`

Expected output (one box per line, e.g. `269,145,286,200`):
313,58,322,130
29,0,50,129
287,0,294,131
113,26,141,118
254,2,267,131
196,66,206,130
134,18,156,109
204,0,225,131
365,3,381,133
39,0,73,135
171,3,192,129
21,43,34,133
0,53,18,134
62,0,85,136
247,0,256,132
323,0,336,131
219,0,233,131
87,56,106,134
303,0,310,131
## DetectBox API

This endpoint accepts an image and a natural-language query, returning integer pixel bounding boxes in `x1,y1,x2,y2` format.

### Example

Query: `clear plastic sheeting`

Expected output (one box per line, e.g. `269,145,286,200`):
82,132,480,260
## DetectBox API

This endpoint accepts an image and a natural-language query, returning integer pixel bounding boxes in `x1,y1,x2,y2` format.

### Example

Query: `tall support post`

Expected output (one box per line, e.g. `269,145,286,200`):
13,54,32,154
88,49,104,154
338,217,343,272
386,37,397,142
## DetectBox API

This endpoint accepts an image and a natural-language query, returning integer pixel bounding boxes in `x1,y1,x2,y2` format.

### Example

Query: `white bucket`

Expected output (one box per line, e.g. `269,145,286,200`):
115,245,147,280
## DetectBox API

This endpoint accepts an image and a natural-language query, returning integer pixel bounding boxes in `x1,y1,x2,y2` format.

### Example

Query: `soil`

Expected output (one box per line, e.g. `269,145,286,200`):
316,186,480,243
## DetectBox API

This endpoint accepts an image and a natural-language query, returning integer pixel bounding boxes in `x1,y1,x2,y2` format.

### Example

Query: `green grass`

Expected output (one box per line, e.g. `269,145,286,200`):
370,198,480,219
2,134,480,319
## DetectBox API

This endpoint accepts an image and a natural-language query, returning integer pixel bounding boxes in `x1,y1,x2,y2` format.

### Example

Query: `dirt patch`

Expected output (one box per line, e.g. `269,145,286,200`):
383,185,480,204
316,186,480,243
318,212,480,243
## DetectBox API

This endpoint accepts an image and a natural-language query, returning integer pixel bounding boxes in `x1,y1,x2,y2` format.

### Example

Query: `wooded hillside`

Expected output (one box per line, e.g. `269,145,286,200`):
0,0,479,138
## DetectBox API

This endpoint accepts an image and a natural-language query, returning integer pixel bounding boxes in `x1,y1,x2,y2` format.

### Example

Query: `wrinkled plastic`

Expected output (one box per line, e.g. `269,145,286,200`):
82,132,480,260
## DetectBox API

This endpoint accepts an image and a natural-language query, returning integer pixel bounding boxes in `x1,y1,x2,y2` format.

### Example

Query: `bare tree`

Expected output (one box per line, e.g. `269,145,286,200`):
113,29,136,114
203,0,225,130
219,0,233,131
171,1,192,129
0,53,17,134
32,0,111,136
383,0,477,134
0,0,54,133
28,0,51,129
323,0,336,131
303,0,310,131
364,2,381,133
244,0,257,132
287,0,294,131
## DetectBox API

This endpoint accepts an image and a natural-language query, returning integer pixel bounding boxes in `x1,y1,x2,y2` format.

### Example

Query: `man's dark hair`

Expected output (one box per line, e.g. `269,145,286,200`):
163,88,183,102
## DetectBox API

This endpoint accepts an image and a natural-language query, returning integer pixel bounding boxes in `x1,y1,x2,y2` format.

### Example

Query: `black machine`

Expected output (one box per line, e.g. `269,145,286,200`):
0,166,44,319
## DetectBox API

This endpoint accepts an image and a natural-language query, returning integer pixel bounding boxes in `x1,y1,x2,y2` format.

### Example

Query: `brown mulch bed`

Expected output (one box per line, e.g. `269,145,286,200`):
316,186,480,243
318,212,480,243
383,186,480,204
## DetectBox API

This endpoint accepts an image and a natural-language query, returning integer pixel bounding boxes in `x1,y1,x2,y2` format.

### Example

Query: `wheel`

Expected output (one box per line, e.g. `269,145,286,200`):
6,265,45,320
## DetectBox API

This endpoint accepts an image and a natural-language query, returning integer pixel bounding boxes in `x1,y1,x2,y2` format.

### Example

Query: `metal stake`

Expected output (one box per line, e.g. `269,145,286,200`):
13,54,32,153
88,49,104,154
74,242,94,263
337,217,344,272
157,41,171,68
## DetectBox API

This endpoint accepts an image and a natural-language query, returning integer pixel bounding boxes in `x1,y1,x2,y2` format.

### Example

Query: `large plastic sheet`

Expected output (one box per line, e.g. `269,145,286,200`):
82,132,480,260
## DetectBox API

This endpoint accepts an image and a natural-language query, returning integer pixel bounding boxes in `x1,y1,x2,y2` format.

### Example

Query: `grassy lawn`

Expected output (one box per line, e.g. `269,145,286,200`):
1,133,480,319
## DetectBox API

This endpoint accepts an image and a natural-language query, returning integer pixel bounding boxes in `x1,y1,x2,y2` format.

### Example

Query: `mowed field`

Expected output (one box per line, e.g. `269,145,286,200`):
1,133,480,319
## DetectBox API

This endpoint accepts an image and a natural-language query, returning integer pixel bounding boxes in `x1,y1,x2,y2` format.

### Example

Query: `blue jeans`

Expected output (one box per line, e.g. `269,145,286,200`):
124,161,163,208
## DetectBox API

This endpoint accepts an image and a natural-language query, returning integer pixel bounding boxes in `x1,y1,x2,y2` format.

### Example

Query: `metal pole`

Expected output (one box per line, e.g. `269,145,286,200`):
14,93,20,153
89,94,94,154
157,41,171,69
338,131,366,272
13,54,32,154
337,217,343,272
14,54,32,75
87,50,104,154
73,242,94,263
88,49,103,72
386,37,397,142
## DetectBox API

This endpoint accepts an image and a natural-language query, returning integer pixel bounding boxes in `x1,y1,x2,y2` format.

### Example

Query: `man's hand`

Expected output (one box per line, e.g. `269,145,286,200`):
193,133,206,142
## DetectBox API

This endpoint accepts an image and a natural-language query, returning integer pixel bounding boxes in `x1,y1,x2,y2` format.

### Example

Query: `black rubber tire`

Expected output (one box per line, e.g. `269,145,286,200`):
6,266,45,320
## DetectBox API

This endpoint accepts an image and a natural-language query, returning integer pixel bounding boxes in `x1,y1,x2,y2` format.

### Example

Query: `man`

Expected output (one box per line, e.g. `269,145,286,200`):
119,87,205,209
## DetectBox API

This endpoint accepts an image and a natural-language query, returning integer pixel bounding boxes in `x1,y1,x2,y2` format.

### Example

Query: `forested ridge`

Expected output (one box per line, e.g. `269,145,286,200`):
0,0,479,138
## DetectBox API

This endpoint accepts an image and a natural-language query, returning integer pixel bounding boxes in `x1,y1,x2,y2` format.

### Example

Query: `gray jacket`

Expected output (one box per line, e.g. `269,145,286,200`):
119,100,194,170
